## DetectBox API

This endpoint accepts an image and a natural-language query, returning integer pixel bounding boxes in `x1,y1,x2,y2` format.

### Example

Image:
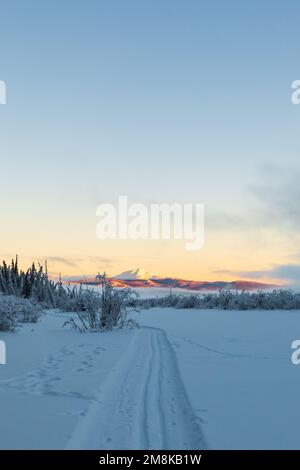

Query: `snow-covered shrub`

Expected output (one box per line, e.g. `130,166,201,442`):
17,298,42,323
0,294,42,331
56,285,91,311
98,274,138,330
176,294,199,309
63,287,102,331
65,274,139,332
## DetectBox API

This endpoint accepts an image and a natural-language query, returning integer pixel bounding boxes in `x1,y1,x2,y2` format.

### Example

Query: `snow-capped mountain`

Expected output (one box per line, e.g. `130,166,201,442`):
113,268,160,280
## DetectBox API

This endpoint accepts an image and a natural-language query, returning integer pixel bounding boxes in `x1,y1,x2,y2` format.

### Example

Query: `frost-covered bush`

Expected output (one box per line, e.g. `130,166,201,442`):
56,285,96,311
98,274,138,330
63,287,102,331
176,294,200,309
17,298,42,323
65,274,139,332
0,294,42,331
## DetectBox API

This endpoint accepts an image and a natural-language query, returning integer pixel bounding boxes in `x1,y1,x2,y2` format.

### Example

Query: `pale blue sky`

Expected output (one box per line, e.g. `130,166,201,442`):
0,0,300,281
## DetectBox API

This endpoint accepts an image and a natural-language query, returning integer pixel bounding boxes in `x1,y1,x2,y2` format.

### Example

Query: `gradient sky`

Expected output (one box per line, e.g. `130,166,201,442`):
1,0,300,283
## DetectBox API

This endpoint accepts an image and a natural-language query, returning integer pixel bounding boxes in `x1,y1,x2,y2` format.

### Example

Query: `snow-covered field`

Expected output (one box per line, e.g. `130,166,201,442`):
0,307,299,449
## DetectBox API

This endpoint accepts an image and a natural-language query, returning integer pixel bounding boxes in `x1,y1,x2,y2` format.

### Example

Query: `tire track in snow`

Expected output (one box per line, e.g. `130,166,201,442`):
67,327,206,450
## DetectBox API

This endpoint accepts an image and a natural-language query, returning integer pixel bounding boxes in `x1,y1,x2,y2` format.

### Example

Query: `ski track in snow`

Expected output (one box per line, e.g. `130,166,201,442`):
67,327,206,450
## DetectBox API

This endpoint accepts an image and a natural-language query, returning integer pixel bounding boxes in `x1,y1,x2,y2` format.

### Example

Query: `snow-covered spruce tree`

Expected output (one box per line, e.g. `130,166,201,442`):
0,295,18,331
0,257,67,307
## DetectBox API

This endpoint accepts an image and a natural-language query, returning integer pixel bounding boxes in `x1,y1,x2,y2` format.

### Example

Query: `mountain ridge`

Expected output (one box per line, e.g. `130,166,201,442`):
67,269,277,292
